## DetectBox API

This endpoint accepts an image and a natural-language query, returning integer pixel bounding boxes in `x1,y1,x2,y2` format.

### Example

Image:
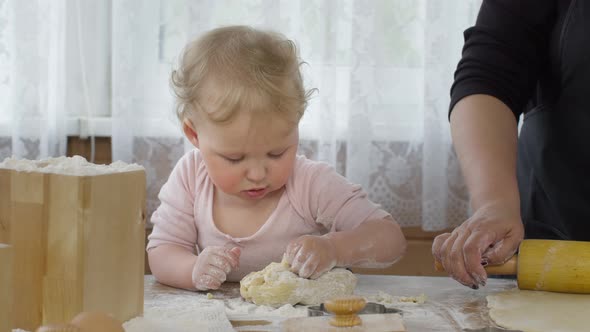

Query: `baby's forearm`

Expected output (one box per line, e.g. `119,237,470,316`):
148,244,197,291
324,217,407,268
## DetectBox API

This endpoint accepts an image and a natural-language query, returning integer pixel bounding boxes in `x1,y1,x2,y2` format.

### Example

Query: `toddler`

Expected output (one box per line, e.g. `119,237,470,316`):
147,25,407,291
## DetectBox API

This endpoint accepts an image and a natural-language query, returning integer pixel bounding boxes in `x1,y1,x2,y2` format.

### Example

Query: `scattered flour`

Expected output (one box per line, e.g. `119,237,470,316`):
15,288,428,331
124,300,233,332
12,292,429,332
367,290,427,305
10,297,305,332
0,155,143,175
224,296,307,318
11,291,419,332
123,286,306,332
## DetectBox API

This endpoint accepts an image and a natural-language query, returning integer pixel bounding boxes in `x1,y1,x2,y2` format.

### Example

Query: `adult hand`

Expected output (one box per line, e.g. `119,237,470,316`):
192,246,241,291
284,235,338,279
432,202,524,289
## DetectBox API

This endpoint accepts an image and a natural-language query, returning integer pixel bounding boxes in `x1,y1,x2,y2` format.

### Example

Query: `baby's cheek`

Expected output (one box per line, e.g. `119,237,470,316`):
209,168,243,192
272,158,295,186
218,176,240,191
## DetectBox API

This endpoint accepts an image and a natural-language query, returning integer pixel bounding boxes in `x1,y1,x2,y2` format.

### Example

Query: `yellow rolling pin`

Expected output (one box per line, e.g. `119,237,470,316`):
434,239,590,294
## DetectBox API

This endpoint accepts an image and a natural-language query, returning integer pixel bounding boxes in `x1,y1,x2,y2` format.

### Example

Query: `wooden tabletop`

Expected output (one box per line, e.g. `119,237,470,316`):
143,274,517,331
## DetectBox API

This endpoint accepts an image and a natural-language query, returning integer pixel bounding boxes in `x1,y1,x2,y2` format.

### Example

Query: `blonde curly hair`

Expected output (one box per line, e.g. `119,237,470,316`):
170,25,315,126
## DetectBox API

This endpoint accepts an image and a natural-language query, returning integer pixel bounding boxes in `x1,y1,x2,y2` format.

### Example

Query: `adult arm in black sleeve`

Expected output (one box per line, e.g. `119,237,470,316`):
451,0,556,120
432,0,557,289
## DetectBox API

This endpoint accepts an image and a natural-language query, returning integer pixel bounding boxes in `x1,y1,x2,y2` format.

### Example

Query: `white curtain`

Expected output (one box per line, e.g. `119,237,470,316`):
112,0,480,231
1,0,481,231
0,0,110,159
0,0,68,159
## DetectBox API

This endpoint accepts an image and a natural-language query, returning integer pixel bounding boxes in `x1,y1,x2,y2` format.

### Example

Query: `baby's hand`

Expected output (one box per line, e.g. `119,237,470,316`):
284,235,338,279
192,246,241,291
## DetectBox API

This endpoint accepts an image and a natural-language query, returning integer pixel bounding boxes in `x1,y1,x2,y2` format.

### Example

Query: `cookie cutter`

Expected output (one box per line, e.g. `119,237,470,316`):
308,302,403,317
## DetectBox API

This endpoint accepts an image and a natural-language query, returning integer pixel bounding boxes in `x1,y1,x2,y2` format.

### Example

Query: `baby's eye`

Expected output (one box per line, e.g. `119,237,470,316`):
224,156,244,163
268,151,285,159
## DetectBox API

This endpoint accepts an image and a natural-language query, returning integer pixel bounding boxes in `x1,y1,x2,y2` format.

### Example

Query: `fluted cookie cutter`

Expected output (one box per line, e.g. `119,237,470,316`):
308,301,403,317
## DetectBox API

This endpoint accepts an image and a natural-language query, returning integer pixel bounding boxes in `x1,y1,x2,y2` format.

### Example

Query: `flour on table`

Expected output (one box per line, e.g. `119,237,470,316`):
487,289,590,332
240,260,357,307
224,297,307,317
12,291,306,332
125,299,233,332
122,282,307,332
367,291,427,305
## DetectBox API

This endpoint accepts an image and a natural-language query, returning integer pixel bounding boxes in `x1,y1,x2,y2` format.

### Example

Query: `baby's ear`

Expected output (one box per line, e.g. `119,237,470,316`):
182,118,199,148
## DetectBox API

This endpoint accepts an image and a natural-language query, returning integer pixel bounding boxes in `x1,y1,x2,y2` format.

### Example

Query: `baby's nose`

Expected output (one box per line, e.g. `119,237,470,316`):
246,163,266,182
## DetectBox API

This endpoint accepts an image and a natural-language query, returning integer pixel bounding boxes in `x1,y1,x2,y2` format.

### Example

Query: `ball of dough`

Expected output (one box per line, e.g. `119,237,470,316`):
240,261,357,307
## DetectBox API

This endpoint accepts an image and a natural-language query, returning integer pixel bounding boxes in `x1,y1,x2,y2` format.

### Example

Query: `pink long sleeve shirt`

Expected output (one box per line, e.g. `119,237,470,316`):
147,150,390,281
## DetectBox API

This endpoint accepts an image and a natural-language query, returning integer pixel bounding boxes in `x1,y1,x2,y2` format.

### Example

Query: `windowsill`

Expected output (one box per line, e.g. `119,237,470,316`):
67,117,112,137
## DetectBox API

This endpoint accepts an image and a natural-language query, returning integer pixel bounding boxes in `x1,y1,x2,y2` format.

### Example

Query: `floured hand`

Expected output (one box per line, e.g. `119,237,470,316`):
192,246,241,291
284,235,337,279
432,202,523,289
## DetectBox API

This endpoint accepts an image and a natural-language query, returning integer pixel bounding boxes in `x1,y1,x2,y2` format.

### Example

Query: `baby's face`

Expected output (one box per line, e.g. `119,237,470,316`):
195,110,299,203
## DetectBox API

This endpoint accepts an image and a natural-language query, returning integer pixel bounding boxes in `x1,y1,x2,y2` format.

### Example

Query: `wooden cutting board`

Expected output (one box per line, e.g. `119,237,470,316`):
282,313,406,332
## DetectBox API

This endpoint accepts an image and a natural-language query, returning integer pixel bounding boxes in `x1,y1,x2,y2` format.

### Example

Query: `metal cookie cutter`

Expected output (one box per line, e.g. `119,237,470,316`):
308,302,403,317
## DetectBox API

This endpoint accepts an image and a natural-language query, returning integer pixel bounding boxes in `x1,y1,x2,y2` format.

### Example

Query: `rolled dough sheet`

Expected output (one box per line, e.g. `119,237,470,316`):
487,289,590,332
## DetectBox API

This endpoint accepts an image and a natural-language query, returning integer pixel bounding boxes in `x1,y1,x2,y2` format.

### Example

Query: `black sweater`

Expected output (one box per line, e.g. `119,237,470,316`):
450,0,590,240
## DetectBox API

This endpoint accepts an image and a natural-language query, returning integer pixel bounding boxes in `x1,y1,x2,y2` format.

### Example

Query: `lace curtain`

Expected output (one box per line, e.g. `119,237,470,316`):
1,0,482,231
0,0,110,158
0,0,68,159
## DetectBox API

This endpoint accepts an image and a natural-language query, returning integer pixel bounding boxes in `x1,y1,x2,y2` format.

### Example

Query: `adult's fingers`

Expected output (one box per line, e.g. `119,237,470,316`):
462,230,496,287
438,231,458,272
481,231,522,265
447,230,479,288
432,233,451,262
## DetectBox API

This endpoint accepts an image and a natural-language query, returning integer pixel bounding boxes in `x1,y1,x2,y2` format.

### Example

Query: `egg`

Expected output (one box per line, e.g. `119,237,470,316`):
70,312,124,332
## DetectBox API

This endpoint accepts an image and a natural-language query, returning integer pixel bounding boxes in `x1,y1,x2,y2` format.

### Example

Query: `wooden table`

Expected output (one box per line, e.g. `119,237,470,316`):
143,274,517,331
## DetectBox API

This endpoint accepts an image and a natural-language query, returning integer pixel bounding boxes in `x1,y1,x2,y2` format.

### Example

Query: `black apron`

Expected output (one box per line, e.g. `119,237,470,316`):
517,0,590,240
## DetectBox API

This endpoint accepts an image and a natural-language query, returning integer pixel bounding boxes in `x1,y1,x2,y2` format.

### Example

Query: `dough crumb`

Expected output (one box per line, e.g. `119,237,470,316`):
399,293,427,304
